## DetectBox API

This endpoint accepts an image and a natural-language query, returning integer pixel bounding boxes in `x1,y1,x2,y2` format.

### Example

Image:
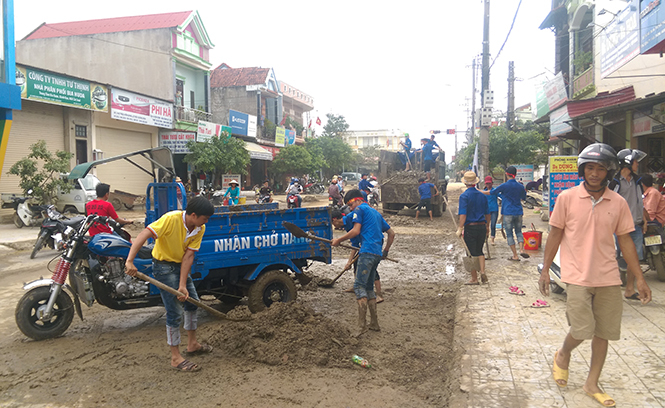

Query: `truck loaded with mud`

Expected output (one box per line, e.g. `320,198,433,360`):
378,149,448,216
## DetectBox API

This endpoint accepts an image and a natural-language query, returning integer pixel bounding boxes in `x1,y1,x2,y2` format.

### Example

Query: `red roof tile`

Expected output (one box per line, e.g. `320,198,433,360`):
210,64,270,88
24,11,193,40
568,86,635,118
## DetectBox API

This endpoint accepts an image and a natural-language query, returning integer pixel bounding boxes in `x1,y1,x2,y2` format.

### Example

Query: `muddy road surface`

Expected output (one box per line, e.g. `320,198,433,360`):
0,210,466,408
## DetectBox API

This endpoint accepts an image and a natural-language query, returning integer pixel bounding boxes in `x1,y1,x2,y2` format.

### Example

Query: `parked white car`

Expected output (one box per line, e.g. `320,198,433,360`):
56,174,101,214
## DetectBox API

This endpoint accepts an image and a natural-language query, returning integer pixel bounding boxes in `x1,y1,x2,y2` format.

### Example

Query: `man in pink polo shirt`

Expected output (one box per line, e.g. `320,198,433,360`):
539,143,651,408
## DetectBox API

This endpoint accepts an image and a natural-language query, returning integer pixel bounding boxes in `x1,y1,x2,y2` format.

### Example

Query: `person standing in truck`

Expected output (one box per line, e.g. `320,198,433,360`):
125,196,215,372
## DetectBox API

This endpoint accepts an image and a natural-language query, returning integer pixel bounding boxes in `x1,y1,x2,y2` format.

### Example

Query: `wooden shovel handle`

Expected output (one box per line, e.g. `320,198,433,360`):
309,234,398,263
135,272,231,320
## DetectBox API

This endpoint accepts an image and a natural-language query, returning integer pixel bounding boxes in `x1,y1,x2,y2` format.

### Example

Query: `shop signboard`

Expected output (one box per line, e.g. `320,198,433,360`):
550,106,573,137
275,127,286,147
600,0,640,78
510,164,534,183
197,120,223,142
111,88,173,128
159,131,196,154
16,65,108,112
221,174,241,188
230,109,257,138
285,129,296,145
632,102,665,136
641,0,665,54
548,156,581,215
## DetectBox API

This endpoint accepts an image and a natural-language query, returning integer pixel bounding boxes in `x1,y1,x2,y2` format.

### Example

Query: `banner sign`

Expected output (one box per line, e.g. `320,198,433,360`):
197,120,222,142
600,0,640,78
548,156,581,214
159,131,196,154
632,102,665,136
16,65,108,112
285,129,296,145
222,174,241,188
550,106,573,137
641,0,665,54
229,109,257,138
510,164,534,183
111,88,173,128
275,127,286,147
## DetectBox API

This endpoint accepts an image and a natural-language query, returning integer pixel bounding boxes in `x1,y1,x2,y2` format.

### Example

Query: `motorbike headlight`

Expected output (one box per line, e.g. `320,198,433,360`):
63,226,75,239
52,233,65,251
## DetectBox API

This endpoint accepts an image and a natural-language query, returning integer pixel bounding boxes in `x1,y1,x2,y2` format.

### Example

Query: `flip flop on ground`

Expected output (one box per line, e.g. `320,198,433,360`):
530,299,549,308
184,343,213,356
173,359,200,372
464,281,480,285
509,286,525,295
520,252,530,259
624,292,640,300
552,351,568,387
508,257,520,261
583,386,615,407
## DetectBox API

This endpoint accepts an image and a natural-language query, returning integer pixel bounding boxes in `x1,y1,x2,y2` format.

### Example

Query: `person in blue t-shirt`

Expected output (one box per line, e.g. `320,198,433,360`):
358,174,372,200
482,166,527,260
415,177,440,221
483,175,499,245
332,209,386,303
332,189,395,337
399,134,413,170
457,171,490,284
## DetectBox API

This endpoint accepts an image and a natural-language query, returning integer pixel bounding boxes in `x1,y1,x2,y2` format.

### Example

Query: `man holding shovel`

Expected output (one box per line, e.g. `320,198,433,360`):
457,171,490,285
332,190,395,337
125,196,215,372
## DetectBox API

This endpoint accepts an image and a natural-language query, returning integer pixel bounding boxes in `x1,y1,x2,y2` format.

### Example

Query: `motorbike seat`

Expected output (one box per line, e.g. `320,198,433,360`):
63,216,85,227
29,204,49,212
137,246,153,260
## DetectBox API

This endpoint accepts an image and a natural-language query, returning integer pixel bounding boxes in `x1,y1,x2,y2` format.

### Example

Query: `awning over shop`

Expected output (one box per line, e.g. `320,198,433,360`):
245,141,273,161
568,86,635,119
539,5,566,30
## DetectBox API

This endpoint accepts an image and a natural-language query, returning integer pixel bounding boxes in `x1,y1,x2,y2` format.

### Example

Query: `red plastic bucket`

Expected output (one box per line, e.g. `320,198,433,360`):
523,231,542,250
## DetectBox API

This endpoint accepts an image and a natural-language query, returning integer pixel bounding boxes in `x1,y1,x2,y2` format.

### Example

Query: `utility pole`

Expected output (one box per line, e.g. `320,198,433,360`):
507,61,515,130
469,57,476,145
479,0,491,181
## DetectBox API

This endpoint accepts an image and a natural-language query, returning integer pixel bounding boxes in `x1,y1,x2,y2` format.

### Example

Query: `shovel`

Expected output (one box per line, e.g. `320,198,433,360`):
318,254,359,287
134,272,250,321
443,197,481,272
282,222,399,263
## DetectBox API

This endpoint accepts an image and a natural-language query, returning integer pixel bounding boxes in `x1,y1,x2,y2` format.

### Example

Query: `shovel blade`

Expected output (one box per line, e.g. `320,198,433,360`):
462,256,481,272
282,221,308,238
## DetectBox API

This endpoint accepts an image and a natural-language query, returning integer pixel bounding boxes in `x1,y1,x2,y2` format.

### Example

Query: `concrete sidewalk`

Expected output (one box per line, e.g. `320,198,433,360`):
0,223,39,247
450,215,665,407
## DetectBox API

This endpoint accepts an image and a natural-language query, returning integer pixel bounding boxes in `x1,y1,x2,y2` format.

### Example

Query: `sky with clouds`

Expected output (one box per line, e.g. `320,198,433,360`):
13,0,556,155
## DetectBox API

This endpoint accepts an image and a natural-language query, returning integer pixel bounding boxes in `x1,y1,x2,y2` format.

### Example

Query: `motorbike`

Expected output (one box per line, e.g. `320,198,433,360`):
30,205,85,259
7,193,48,228
640,222,665,282
287,194,301,209
303,180,325,194
15,215,153,340
367,185,380,207
537,250,565,294
257,194,271,204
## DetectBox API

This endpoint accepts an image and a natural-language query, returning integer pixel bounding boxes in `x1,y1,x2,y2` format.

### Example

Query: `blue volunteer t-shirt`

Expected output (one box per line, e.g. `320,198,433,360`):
459,187,489,224
484,187,499,212
358,178,372,192
418,182,435,199
404,138,412,150
490,178,526,215
351,202,391,256
422,142,434,161
343,213,361,248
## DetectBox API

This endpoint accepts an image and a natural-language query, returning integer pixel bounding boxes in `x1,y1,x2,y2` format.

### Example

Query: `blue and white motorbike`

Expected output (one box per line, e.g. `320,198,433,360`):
15,215,156,341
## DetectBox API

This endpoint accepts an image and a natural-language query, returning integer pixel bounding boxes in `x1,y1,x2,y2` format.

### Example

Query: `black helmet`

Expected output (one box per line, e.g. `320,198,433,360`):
617,149,646,168
577,143,618,182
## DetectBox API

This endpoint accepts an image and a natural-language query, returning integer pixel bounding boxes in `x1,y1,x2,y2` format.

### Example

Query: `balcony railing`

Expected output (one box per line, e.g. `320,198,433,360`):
175,106,212,124
573,65,595,99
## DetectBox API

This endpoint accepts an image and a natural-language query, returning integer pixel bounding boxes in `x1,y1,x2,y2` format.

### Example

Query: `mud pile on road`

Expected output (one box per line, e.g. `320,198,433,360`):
205,301,355,368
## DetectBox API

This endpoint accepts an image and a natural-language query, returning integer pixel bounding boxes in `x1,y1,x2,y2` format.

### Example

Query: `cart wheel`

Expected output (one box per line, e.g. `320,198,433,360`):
111,198,122,211
247,270,297,313
123,203,134,210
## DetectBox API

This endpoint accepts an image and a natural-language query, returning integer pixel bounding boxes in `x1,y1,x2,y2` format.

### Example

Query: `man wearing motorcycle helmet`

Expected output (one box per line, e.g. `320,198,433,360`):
610,148,650,300
539,143,651,407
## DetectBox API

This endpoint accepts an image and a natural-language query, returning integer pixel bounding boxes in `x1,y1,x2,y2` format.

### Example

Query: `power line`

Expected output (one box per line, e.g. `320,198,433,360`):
490,0,523,70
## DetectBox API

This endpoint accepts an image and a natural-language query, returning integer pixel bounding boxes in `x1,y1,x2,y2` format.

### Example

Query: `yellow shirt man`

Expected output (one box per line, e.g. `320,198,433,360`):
148,211,205,263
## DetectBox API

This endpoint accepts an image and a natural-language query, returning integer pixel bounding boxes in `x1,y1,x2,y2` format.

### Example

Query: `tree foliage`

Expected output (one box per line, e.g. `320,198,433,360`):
184,133,250,186
307,135,354,178
456,127,547,175
284,116,304,136
321,113,349,138
7,140,73,204
351,145,381,171
269,145,318,178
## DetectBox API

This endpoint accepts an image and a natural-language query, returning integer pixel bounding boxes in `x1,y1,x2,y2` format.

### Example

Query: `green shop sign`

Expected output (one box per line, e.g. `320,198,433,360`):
16,65,108,112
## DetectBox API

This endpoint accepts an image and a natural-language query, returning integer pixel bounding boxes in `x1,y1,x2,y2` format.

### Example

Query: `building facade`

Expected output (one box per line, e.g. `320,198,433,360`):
0,0,21,185
342,129,407,152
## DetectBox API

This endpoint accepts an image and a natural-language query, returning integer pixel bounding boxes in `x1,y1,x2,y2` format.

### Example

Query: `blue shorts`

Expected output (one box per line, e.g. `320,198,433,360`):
354,253,381,300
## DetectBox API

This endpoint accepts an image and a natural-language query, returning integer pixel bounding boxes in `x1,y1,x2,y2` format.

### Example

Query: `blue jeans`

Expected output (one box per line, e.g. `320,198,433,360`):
489,211,498,238
503,214,524,247
616,226,644,267
354,253,381,300
152,262,199,329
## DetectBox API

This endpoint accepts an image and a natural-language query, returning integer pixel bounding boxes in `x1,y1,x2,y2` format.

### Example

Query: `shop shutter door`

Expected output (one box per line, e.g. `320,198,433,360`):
0,101,65,195
96,127,154,197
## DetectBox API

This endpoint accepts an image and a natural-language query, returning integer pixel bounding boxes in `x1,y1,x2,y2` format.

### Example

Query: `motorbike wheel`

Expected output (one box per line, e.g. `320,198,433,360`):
30,231,48,259
654,253,665,282
550,281,565,294
247,270,297,313
13,212,24,229
15,286,74,340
